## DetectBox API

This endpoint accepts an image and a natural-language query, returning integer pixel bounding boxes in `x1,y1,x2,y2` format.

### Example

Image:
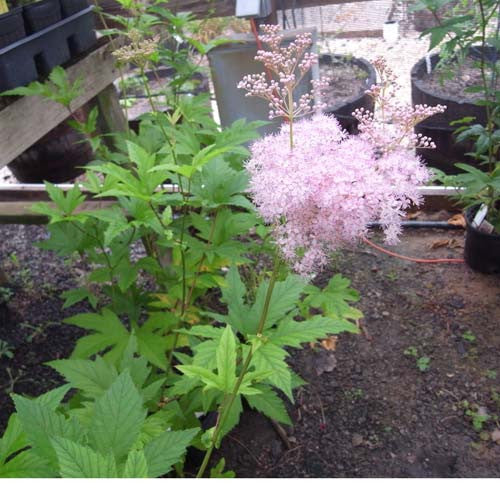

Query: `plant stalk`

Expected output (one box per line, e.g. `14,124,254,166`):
196,254,281,478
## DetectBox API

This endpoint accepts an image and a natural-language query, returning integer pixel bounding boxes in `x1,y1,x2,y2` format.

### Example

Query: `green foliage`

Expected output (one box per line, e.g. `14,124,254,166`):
404,346,430,372
1,66,82,109
419,0,500,230
0,339,14,360
0,344,198,478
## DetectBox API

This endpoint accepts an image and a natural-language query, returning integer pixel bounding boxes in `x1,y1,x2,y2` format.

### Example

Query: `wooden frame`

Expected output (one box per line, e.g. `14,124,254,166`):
0,39,125,168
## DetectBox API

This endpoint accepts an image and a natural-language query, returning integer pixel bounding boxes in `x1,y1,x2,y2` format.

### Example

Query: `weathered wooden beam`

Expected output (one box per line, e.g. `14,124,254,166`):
0,39,123,168
97,0,376,21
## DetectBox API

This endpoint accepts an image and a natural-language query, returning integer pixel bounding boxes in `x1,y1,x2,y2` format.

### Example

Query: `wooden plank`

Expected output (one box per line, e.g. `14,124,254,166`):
98,0,376,20
0,201,115,225
0,39,123,168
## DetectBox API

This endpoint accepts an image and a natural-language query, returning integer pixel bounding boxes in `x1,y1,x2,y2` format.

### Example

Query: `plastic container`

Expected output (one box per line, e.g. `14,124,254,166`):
320,54,376,134
411,50,491,174
383,21,399,44
60,0,90,17
464,205,500,274
0,7,26,49
23,0,63,34
0,5,96,92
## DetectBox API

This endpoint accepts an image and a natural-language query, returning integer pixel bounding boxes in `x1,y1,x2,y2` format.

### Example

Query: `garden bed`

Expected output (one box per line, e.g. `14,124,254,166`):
213,225,500,477
1,219,499,477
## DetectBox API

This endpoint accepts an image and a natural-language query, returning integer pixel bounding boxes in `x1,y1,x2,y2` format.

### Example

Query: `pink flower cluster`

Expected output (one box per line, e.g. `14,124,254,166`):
354,58,446,154
246,114,432,275
238,24,325,120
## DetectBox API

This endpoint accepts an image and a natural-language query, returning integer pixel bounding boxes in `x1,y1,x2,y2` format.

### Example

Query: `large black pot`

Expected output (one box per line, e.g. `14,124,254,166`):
320,54,376,134
0,7,26,49
411,51,490,174
464,205,500,274
8,103,94,183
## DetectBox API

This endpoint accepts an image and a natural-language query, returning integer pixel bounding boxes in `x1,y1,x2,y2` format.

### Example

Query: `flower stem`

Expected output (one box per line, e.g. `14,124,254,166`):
196,255,281,478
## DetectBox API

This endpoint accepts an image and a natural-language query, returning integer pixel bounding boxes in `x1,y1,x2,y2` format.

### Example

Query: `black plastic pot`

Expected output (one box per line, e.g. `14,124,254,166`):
60,0,89,17
411,51,489,174
320,54,376,134
0,7,26,49
23,0,62,34
0,5,96,92
464,205,500,274
8,103,94,183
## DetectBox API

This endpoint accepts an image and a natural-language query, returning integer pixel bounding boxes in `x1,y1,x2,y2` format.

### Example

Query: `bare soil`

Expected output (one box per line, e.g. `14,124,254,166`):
419,57,497,101
215,226,500,477
320,58,368,108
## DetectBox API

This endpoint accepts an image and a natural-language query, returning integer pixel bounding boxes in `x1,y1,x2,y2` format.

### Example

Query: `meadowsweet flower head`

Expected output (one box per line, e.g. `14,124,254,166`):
353,57,446,154
246,114,432,275
238,25,326,121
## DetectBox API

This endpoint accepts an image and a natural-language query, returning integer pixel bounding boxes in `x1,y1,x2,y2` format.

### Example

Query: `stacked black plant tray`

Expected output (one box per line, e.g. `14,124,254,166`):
0,0,97,92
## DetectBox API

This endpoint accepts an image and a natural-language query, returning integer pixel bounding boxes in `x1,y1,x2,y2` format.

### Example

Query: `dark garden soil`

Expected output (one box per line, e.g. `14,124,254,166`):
1,220,499,477
419,57,498,101
319,60,368,107
215,224,500,477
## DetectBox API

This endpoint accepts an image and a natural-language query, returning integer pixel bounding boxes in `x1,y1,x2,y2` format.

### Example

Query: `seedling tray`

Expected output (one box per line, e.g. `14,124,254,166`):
0,5,96,92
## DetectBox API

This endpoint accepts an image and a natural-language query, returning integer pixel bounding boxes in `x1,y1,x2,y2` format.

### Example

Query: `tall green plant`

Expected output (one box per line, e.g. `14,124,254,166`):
414,0,500,231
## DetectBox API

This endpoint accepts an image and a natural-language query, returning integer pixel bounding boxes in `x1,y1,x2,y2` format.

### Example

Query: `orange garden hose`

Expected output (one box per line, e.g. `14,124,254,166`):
362,236,465,264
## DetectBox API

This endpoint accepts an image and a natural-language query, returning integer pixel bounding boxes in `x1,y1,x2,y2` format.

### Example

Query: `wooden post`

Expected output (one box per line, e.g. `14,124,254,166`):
95,83,128,149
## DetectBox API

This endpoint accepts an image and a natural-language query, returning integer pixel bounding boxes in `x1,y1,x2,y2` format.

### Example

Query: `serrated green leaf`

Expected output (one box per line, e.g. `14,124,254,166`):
51,437,118,478
250,343,292,400
216,326,236,392
48,357,118,399
143,428,199,478
90,371,146,461
176,365,222,391
122,449,148,478
0,415,27,464
246,385,292,425
0,450,54,478
270,316,358,348
12,395,83,464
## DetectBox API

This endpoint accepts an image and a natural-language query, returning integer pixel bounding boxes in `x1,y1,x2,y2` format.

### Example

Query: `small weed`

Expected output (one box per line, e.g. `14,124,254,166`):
0,286,13,304
461,400,490,432
20,321,54,343
9,253,19,267
345,387,364,401
484,369,497,380
462,330,476,343
416,356,431,372
404,346,430,372
386,270,398,282
0,339,14,360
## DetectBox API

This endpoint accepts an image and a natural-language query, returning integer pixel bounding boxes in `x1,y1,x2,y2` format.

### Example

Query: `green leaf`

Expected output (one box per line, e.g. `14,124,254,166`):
143,428,199,478
0,415,27,464
0,451,54,478
218,395,242,443
122,449,148,478
176,365,222,391
246,385,292,425
48,357,118,399
51,437,118,478
12,395,83,464
249,274,307,333
65,309,130,364
250,343,292,400
216,326,236,392
270,316,358,348
90,371,146,461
